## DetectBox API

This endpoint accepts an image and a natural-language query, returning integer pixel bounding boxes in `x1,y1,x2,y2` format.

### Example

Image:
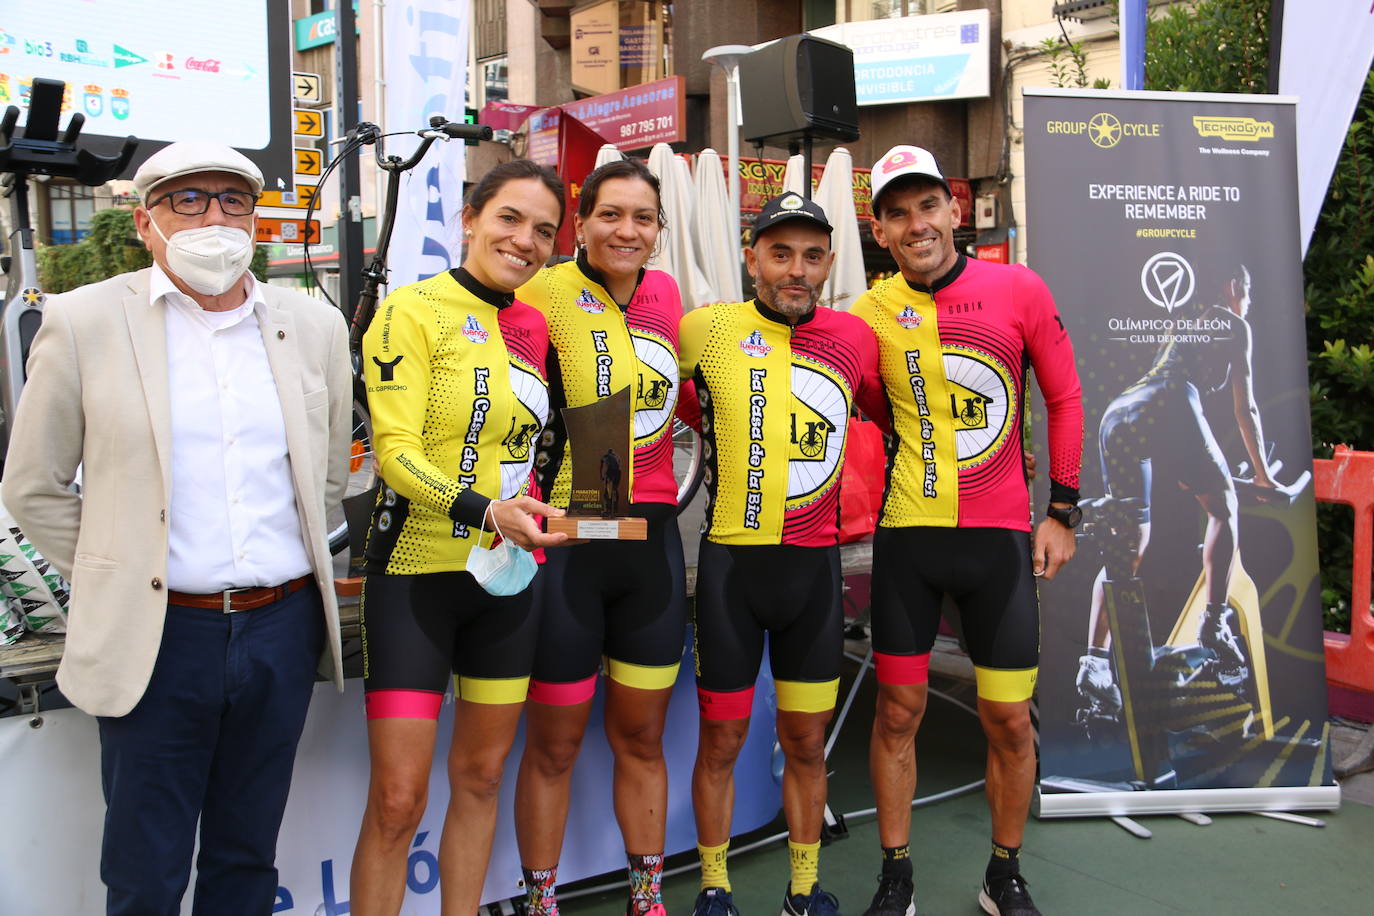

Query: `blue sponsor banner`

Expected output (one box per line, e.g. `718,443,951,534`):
854,54,974,104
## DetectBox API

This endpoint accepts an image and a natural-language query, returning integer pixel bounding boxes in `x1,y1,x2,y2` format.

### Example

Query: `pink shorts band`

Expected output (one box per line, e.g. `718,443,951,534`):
697,686,755,721
365,688,444,720
528,673,598,706
874,652,931,686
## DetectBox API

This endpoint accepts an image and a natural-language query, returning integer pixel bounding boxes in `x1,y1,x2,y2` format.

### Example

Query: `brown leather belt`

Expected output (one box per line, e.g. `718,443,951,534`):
167,574,314,613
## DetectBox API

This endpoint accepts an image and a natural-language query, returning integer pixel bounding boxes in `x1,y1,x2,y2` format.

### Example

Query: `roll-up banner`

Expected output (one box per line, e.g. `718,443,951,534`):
1023,89,1338,817
382,0,470,287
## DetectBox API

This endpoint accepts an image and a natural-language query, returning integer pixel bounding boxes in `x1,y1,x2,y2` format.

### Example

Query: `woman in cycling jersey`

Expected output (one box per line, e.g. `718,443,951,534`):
513,158,687,916
349,159,569,916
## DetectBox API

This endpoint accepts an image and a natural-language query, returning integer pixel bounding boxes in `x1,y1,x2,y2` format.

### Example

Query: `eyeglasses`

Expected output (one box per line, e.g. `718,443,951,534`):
147,188,258,217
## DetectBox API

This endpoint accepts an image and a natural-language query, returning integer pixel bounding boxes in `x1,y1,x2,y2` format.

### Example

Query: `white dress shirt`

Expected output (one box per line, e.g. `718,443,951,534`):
152,265,312,592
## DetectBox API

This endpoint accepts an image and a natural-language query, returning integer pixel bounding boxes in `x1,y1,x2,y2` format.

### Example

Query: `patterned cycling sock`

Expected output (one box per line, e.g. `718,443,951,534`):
788,838,821,896
523,865,559,916
627,852,665,914
698,840,732,891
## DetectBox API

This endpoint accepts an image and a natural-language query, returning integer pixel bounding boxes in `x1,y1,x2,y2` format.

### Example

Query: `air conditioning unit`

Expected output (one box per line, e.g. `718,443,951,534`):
1052,0,1113,20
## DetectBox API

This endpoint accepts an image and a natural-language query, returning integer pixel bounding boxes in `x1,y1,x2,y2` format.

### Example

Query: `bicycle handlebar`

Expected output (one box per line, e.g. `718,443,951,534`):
341,115,491,359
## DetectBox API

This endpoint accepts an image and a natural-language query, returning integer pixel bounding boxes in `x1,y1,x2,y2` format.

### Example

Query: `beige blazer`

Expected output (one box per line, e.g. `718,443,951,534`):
1,268,352,717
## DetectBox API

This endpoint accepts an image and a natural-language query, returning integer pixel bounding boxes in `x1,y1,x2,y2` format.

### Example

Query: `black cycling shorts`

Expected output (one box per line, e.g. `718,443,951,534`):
528,503,687,702
1099,378,1231,523
870,526,1039,702
692,539,842,718
360,570,538,716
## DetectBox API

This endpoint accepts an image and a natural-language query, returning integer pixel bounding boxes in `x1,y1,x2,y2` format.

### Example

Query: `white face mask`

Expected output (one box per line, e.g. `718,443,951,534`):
149,220,255,296
465,505,538,597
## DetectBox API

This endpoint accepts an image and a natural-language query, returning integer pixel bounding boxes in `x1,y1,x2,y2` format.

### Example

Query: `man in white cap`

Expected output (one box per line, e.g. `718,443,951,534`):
3,142,352,914
851,146,1084,916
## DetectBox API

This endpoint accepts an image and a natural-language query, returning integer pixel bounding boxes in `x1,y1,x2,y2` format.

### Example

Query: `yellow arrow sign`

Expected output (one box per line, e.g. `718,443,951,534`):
293,71,322,104
259,183,319,211
293,109,323,137
294,147,322,176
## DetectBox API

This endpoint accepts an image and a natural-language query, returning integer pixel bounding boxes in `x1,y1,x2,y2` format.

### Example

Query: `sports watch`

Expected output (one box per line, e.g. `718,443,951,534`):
1047,503,1082,529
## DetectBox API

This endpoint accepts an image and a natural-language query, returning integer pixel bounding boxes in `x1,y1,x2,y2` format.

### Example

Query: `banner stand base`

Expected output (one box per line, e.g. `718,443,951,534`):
1036,778,1340,823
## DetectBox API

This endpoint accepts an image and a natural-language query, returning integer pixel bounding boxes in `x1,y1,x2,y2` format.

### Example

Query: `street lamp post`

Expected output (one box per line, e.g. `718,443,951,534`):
701,44,753,260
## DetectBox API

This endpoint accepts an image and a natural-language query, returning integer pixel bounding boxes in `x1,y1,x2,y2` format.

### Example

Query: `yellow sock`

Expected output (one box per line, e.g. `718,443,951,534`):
698,840,731,892
788,839,821,896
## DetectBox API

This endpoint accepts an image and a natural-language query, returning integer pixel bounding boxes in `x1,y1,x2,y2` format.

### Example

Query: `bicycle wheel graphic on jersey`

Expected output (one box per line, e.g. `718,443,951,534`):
944,347,1014,470
788,362,848,504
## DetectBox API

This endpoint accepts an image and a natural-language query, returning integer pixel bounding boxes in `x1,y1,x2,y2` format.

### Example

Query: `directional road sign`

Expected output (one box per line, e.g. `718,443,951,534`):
293,71,323,104
259,183,319,211
294,148,323,177
256,217,322,244
293,109,324,138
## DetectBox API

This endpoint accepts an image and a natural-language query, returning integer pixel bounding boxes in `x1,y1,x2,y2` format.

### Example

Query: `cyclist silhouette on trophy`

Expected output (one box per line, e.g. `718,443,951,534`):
599,447,622,517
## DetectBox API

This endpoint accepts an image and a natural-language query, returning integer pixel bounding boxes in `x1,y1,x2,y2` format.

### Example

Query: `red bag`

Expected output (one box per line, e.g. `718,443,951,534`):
838,417,887,543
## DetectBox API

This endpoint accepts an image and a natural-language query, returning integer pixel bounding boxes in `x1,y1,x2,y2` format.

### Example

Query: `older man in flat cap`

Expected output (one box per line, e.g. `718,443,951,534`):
3,142,352,914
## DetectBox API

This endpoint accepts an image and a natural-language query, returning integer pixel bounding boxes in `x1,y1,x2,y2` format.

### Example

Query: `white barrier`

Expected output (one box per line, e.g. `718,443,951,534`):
0,646,782,914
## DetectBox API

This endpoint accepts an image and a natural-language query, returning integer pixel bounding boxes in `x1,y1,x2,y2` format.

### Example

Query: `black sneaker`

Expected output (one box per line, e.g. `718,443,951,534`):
782,882,843,916
862,870,914,916
692,888,739,916
978,873,1040,916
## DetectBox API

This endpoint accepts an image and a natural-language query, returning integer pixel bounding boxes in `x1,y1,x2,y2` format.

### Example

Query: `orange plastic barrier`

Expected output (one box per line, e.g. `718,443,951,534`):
1312,445,1374,700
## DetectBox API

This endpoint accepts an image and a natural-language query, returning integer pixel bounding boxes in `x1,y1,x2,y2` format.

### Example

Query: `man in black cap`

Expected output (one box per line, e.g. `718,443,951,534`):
678,193,889,916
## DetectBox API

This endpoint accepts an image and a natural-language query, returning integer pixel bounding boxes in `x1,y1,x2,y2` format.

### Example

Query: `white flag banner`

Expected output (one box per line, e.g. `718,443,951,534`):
382,0,471,286
1279,2,1374,255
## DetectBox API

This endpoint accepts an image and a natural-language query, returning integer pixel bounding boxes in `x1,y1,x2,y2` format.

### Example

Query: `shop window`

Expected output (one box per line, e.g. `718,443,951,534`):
48,182,95,245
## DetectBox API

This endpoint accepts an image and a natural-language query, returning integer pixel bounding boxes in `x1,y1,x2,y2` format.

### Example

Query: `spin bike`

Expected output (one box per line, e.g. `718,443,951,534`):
0,77,136,460
1075,459,1312,789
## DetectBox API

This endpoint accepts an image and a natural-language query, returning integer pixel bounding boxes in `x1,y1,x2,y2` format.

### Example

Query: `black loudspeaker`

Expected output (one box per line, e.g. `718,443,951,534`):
739,34,860,146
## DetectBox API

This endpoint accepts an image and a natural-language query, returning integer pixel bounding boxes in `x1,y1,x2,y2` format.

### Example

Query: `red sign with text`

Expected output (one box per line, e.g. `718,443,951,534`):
527,76,685,152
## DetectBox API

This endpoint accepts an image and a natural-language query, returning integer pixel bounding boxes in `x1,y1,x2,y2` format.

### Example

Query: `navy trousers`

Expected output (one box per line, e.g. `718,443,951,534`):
97,583,325,916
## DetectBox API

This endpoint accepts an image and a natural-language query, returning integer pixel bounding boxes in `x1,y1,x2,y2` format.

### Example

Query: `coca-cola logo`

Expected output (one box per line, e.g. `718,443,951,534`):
185,57,221,73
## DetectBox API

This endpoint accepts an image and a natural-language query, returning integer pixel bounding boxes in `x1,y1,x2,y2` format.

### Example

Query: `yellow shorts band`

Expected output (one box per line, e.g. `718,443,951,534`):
606,657,681,691
454,674,530,705
973,665,1038,703
775,677,839,713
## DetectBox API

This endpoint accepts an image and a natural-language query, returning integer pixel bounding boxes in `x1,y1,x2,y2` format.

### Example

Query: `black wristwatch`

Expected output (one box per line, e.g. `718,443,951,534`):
1047,503,1082,528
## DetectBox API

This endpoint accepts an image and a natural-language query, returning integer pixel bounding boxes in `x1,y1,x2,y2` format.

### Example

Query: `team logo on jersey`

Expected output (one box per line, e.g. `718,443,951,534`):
739,330,773,358
895,305,922,330
790,403,836,460
950,381,992,431
503,416,540,460
372,354,404,382
575,288,606,314
943,346,1015,469
637,368,671,410
462,314,490,344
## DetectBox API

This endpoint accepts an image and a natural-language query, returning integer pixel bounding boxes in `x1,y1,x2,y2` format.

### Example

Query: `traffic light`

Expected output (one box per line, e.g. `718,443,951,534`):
464,107,481,146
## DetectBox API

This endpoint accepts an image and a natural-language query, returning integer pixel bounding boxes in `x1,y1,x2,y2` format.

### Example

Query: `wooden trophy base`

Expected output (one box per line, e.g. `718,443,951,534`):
547,516,648,540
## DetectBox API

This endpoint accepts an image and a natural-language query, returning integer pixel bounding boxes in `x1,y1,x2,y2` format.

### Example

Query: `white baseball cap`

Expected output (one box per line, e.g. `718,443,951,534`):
869,145,950,211
133,142,264,199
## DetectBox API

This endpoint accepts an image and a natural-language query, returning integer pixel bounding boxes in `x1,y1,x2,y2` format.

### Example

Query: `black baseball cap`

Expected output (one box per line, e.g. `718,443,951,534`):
754,192,832,239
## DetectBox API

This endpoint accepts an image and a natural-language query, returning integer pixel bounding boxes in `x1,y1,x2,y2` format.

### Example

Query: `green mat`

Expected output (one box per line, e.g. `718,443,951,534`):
558,661,1366,915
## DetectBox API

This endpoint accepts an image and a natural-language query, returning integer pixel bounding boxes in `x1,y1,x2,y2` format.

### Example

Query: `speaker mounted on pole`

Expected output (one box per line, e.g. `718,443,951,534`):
738,34,860,147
